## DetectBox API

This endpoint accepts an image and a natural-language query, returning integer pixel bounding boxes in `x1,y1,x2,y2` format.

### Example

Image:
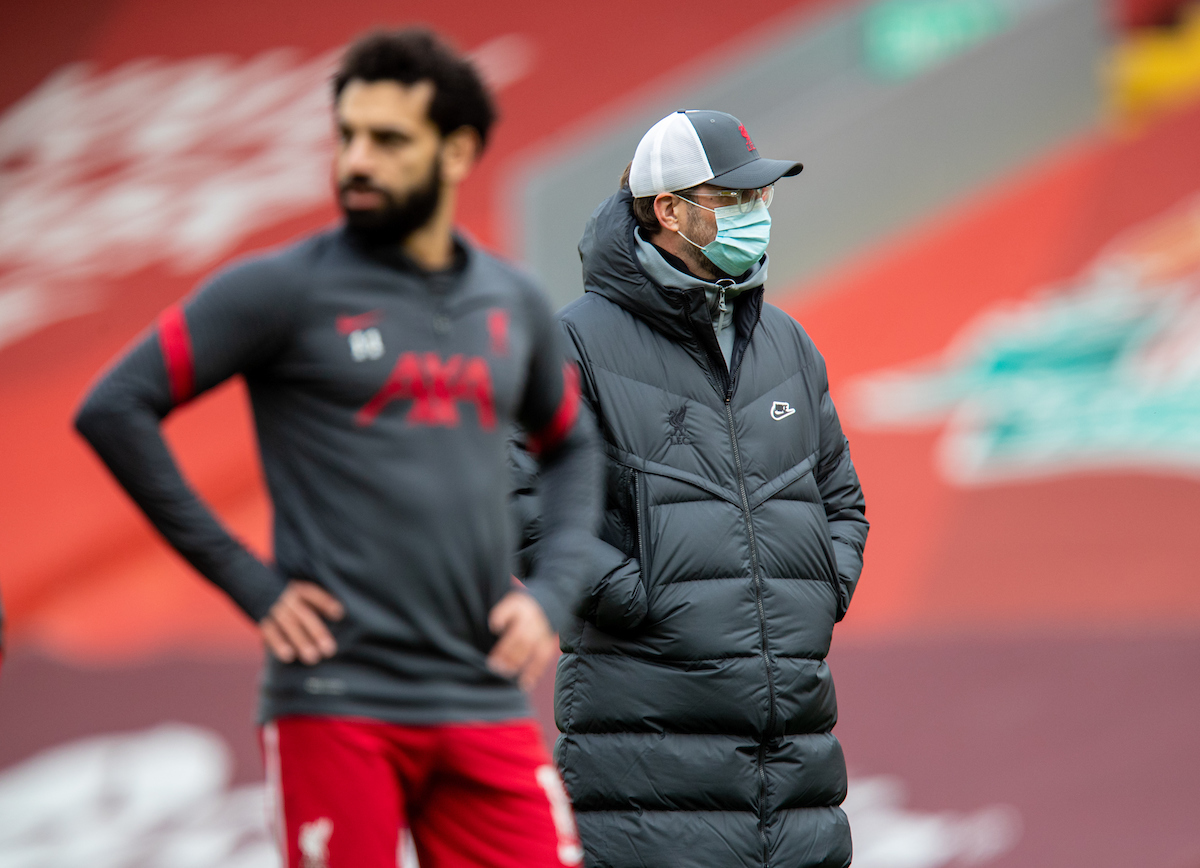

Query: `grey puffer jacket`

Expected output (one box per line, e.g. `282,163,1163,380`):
552,189,868,868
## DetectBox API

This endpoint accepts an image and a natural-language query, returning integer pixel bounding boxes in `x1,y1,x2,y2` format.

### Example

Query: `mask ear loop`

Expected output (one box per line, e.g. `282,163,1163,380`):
677,229,706,251
674,194,716,214
673,194,713,251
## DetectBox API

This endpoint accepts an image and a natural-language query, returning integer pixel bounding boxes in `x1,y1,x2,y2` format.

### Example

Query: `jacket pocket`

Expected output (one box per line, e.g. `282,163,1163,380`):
631,469,651,588
590,549,649,633
583,466,650,634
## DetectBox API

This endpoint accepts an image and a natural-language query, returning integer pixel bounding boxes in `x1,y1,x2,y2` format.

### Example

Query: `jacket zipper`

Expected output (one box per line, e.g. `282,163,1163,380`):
726,388,775,867
633,471,648,582
725,302,773,868
691,297,772,866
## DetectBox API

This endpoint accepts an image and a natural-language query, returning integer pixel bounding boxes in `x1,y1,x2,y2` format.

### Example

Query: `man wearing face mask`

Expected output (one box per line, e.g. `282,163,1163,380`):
524,111,869,867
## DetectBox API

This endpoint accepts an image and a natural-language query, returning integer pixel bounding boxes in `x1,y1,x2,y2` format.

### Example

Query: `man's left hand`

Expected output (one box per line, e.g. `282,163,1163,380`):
486,591,557,691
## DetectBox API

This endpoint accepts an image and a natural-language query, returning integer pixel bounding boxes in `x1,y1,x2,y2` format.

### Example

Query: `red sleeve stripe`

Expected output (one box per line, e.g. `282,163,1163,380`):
157,303,195,405
528,363,581,454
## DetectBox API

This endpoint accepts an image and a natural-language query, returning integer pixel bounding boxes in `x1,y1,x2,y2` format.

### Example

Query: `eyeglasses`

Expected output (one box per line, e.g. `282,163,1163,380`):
675,186,774,214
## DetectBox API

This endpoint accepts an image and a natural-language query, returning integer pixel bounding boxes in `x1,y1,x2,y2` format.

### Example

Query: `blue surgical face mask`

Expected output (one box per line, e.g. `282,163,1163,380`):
677,197,771,277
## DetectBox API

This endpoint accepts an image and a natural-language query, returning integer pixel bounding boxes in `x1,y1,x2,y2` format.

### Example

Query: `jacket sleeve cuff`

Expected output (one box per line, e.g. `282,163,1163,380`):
830,539,863,621
527,528,645,634
575,535,646,631
591,556,648,633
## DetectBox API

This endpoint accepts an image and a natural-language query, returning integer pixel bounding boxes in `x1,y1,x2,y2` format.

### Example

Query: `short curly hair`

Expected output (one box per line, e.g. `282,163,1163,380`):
333,28,496,149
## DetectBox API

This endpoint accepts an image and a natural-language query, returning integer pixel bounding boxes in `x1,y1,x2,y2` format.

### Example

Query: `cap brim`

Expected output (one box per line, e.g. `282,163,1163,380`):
708,157,803,189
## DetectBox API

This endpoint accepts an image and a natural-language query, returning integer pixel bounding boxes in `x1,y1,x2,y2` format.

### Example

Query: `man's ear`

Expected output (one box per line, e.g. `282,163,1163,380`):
440,127,481,186
652,193,682,234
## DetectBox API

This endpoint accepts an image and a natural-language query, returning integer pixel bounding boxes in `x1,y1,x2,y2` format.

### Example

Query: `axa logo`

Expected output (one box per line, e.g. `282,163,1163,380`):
299,817,333,868
355,351,496,429
770,401,796,421
846,192,1200,486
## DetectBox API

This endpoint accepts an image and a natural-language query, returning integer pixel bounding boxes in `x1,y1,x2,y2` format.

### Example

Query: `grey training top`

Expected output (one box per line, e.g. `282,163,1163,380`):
76,226,600,724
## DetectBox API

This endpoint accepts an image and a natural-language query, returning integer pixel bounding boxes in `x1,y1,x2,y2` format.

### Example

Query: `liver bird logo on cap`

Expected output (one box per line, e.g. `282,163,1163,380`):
738,123,756,152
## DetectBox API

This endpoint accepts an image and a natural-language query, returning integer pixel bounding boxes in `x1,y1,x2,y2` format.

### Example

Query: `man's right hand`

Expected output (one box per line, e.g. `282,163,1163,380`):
260,580,344,665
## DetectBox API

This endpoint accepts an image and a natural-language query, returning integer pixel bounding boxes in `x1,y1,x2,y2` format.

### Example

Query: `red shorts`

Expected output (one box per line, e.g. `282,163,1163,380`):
260,715,582,868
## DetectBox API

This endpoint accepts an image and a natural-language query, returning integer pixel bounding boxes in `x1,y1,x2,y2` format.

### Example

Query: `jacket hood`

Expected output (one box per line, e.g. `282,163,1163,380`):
578,188,766,347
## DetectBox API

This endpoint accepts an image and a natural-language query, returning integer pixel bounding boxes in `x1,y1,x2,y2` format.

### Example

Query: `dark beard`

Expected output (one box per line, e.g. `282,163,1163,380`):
340,159,441,248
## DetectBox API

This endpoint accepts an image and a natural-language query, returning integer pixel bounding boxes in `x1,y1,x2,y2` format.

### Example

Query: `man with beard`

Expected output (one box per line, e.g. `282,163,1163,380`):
520,111,869,867
75,30,596,868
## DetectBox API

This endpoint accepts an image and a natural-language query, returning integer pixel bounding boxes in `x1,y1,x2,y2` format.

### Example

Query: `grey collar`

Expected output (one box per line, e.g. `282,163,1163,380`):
633,230,767,324
633,231,767,366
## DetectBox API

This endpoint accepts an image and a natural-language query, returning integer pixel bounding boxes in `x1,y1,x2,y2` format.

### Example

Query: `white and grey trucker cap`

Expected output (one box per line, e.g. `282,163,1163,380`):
628,110,802,197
